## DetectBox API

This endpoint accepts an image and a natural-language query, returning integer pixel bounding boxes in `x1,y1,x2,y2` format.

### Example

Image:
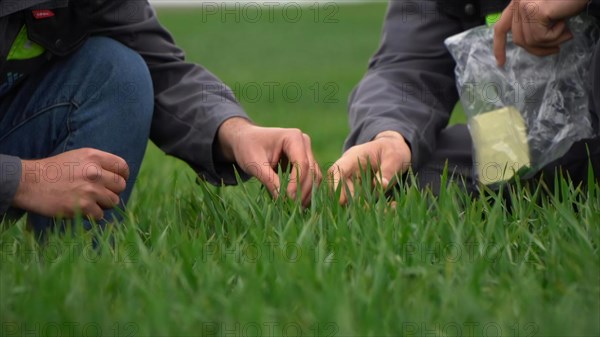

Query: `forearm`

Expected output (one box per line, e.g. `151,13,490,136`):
87,0,251,185
345,0,461,170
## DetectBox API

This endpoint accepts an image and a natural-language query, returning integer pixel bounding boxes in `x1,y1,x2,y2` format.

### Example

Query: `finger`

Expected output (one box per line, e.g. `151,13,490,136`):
303,134,322,185
102,172,127,194
512,5,562,57
246,162,282,199
374,156,403,190
97,189,120,210
331,148,379,205
511,1,526,48
521,13,571,48
327,162,349,205
526,30,572,48
90,205,104,221
288,158,311,203
529,22,573,47
338,177,356,206
281,131,310,201
300,134,321,206
551,21,573,47
82,202,104,221
327,163,342,193
540,20,572,44
493,1,515,67
96,151,130,180
331,148,372,182
329,145,371,205
519,7,535,46
346,179,356,203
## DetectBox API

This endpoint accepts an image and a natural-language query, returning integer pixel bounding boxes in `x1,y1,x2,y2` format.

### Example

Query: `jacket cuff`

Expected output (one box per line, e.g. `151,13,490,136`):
193,110,252,186
0,155,22,215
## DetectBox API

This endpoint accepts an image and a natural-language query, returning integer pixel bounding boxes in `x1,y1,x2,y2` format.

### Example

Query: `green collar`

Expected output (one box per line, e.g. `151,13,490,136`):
486,12,501,26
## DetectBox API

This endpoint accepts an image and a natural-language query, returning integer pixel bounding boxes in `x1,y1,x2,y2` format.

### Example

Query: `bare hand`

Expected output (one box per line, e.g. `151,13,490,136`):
217,118,322,207
12,148,129,220
327,131,411,205
493,0,588,66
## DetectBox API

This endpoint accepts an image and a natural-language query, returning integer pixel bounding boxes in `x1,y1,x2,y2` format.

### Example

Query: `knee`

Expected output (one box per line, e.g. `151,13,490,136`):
74,37,154,128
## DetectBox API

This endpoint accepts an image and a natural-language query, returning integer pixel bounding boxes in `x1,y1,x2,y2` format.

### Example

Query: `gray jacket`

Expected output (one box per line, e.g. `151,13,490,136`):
0,0,249,214
344,0,600,170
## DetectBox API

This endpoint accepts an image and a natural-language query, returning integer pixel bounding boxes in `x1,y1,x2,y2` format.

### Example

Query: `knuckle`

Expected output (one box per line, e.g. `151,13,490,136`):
81,184,97,195
83,148,100,160
289,128,303,139
326,167,336,177
327,163,340,174
313,165,323,176
80,200,94,212
537,6,550,19
315,172,323,184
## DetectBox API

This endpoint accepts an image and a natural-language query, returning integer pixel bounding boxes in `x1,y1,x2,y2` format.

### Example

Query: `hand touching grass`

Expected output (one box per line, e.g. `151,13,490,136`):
217,117,322,207
328,131,411,205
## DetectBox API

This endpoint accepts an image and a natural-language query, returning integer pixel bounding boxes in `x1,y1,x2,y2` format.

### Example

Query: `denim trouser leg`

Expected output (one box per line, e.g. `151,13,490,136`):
0,37,154,233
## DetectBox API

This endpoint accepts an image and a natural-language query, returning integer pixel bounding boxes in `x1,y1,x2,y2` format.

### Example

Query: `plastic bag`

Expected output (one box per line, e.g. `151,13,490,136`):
445,15,599,185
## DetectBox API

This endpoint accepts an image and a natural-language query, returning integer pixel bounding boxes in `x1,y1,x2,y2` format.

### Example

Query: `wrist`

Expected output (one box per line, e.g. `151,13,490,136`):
374,130,404,141
374,130,412,166
11,159,33,210
217,117,254,162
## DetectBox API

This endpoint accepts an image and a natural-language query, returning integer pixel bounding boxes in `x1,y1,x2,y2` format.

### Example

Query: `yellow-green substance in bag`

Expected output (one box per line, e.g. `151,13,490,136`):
469,106,531,185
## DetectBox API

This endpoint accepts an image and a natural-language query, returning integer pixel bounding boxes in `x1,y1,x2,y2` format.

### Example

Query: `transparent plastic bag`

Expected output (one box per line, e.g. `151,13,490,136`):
445,15,599,185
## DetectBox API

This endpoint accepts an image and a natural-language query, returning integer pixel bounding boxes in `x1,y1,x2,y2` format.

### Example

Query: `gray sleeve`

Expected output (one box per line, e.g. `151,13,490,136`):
0,154,21,215
87,0,250,185
590,0,600,16
344,0,464,171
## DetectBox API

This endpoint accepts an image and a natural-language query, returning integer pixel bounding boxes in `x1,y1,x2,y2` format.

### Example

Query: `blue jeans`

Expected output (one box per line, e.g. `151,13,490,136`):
0,37,154,233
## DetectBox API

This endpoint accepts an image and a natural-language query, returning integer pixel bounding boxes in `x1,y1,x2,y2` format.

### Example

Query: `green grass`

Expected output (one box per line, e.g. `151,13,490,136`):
1,4,599,337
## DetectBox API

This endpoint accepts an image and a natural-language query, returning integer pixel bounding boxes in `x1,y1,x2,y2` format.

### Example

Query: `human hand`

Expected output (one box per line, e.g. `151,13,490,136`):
493,0,589,66
327,131,411,205
217,117,322,207
12,148,129,220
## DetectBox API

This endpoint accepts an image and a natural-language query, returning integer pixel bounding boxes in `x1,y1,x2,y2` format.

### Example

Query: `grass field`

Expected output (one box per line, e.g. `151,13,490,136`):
1,3,600,337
